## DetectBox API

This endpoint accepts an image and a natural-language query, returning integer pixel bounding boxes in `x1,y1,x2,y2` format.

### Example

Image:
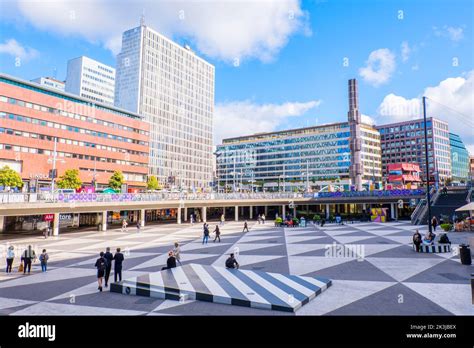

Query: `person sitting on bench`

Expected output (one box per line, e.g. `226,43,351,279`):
413,230,422,252
438,233,451,244
423,231,436,245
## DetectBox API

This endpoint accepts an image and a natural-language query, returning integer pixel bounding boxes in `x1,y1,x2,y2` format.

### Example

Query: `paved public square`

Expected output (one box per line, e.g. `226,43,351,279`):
0,220,473,316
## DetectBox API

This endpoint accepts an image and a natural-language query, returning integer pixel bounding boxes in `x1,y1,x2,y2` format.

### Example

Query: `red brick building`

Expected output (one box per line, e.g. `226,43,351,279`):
0,74,150,192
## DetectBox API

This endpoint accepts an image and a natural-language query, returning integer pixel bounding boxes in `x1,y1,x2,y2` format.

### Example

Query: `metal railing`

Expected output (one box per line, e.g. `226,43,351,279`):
0,192,304,204
0,189,427,205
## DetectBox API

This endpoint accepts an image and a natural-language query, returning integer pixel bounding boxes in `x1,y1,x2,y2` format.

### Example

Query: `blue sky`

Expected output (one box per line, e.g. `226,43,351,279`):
0,0,472,148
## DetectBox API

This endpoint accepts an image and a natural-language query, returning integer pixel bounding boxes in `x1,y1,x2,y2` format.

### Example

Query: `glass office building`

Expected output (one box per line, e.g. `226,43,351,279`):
216,122,382,191
449,132,470,183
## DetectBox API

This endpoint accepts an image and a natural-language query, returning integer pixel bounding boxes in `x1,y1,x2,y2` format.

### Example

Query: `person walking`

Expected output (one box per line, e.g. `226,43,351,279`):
121,219,128,232
190,214,194,225
94,252,107,292
257,214,261,224
242,220,249,233
202,223,210,244
225,253,239,269
136,220,141,233
43,227,48,239
173,242,182,265
261,214,266,224
21,245,36,274
113,248,124,282
220,214,225,226
103,247,114,288
213,225,221,243
39,249,49,272
6,246,14,273
431,216,438,232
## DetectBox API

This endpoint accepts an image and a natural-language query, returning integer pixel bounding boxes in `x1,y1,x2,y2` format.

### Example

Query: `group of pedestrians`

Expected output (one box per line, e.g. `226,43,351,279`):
94,247,124,292
202,223,222,244
5,245,49,275
257,214,266,224
121,219,142,233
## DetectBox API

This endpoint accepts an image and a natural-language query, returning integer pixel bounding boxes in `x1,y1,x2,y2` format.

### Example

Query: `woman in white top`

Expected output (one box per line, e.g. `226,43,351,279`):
173,242,182,265
6,246,14,273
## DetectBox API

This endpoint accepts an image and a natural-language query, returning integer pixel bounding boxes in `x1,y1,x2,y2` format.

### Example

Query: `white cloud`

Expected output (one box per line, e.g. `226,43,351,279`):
466,144,474,156
361,114,375,125
8,0,310,63
214,100,321,144
359,48,396,87
377,71,474,149
433,25,464,42
401,41,410,62
0,39,39,61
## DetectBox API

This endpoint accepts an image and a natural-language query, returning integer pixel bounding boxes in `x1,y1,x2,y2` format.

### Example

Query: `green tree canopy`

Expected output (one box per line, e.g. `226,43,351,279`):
0,166,23,188
108,170,124,190
56,169,82,189
147,175,161,190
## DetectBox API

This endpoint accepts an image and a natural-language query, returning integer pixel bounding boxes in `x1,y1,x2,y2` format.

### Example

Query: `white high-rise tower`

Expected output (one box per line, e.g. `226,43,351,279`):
114,21,215,190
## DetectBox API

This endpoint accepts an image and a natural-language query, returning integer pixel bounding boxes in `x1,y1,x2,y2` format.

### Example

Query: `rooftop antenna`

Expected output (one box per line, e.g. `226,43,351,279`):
140,9,145,26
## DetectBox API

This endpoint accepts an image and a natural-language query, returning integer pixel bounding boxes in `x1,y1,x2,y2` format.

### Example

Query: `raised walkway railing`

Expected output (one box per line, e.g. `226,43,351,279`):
0,189,426,205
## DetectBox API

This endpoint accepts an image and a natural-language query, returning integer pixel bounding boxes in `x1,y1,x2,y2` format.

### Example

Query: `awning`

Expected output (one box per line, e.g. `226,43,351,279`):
455,202,474,211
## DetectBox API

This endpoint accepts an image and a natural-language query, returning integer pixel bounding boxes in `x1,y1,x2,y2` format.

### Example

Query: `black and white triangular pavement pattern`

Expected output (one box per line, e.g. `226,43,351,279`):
111,263,332,312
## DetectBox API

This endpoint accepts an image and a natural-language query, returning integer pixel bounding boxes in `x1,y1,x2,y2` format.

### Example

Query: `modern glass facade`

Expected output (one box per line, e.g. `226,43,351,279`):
216,122,381,191
449,132,469,183
377,118,451,183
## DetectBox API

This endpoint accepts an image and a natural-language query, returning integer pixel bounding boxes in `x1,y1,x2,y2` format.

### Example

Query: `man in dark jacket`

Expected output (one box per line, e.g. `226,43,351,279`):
162,251,177,270
225,253,239,269
103,247,114,288
412,230,422,252
113,248,125,282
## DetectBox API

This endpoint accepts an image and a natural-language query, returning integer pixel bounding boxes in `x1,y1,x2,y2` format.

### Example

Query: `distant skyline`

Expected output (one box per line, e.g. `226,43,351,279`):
0,0,472,150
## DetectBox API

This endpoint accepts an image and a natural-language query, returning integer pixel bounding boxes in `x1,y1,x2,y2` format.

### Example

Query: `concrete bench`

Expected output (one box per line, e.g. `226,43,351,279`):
413,244,451,253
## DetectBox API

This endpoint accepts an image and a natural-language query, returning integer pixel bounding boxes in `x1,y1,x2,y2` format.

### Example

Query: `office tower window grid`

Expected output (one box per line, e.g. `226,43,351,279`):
115,25,214,189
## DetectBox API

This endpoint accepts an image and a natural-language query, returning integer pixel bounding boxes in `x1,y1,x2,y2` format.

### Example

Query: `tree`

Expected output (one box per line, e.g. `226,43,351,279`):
0,166,23,189
56,169,82,189
108,170,124,190
147,175,161,190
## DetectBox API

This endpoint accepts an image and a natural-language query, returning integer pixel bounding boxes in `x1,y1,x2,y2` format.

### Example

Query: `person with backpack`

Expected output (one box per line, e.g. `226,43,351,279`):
6,245,14,273
225,253,239,269
202,223,210,244
21,245,36,274
113,248,125,282
412,230,422,252
213,225,221,243
39,249,49,272
103,247,114,288
242,220,249,233
94,252,107,292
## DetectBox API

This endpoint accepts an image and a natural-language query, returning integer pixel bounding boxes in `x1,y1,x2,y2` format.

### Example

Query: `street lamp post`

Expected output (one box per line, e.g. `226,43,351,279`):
422,96,432,232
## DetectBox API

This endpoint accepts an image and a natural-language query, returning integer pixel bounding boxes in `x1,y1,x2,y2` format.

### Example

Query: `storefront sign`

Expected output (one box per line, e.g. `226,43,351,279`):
43,214,54,222
29,173,50,180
